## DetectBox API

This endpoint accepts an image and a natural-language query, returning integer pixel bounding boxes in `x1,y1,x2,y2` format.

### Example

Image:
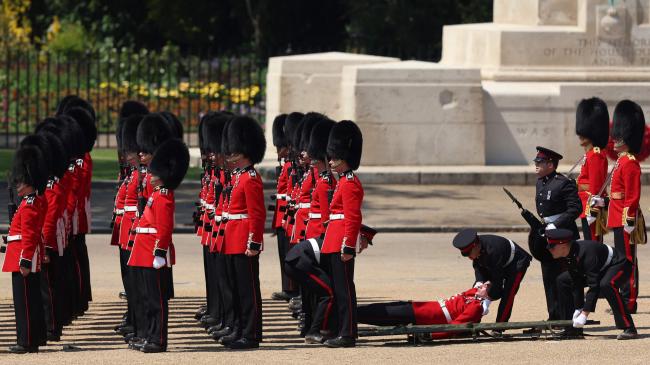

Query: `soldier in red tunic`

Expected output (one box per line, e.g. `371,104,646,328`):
575,97,610,242
3,144,49,353
606,100,646,314
320,120,365,348
128,138,189,353
305,119,337,240
357,282,491,339
218,116,266,349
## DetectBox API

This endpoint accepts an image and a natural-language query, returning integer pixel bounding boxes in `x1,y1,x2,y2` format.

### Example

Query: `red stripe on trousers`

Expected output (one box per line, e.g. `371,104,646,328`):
497,271,524,322
157,271,164,345
248,257,259,340
343,261,354,337
610,270,631,328
307,273,334,331
23,277,31,346
46,269,56,330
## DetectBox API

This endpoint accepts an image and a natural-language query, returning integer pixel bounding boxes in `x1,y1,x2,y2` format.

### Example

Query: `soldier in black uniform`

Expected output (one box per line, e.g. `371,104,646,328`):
533,146,582,324
547,229,638,340
452,229,531,323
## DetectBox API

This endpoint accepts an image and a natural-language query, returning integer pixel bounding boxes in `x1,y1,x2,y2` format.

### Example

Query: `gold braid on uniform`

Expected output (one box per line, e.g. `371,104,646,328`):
631,210,647,245
593,207,609,237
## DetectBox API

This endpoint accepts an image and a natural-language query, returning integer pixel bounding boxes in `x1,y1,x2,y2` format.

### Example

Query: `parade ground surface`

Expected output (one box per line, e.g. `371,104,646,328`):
1,232,649,364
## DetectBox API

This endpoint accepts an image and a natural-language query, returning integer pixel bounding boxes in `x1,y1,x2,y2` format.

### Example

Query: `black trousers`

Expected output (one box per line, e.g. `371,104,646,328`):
225,254,262,341
206,251,224,323
202,245,212,311
284,262,335,334
321,253,357,338
40,251,63,335
69,236,87,315
541,260,574,320
61,244,77,325
130,266,147,339
580,218,602,242
276,228,296,293
215,252,236,328
13,272,47,347
119,248,134,327
613,227,638,313
76,234,93,304
495,266,528,323
357,301,415,326
140,267,170,346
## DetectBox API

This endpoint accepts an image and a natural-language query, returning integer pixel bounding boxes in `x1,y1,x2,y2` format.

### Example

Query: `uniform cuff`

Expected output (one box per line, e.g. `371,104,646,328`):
154,248,167,258
341,245,356,255
247,241,262,251
19,258,32,269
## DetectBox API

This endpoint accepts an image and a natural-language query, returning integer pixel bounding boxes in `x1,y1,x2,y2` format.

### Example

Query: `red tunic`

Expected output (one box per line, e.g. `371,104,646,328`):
209,170,226,253
64,163,80,237
305,170,336,239
290,167,318,244
222,167,265,255
42,178,66,255
128,187,175,268
196,169,210,236
272,161,291,229
111,170,129,246
76,153,93,234
283,166,300,233
577,147,608,219
127,169,153,246
57,169,72,248
200,169,217,246
607,152,641,228
322,171,364,254
411,288,484,338
119,169,140,250
2,195,46,273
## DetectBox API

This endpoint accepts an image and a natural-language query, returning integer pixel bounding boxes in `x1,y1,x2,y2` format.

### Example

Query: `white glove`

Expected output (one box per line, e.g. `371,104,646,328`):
573,313,587,328
473,282,484,289
590,196,606,208
586,216,597,225
573,309,582,320
546,223,557,230
153,256,166,269
481,299,491,316
624,225,635,234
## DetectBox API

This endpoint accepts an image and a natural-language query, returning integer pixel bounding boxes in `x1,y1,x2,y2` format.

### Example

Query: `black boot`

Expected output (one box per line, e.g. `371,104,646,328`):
228,337,259,349
8,344,39,354
219,330,241,346
141,341,166,353
617,327,638,340
211,326,233,340
324,336,356,348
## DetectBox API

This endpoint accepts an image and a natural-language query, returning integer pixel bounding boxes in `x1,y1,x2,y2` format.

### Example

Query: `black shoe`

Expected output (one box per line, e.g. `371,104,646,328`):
617,328,638,340
272,291,294,301
128,338,145,350
552,327,583,340
200,315,218,328
207,323,225,335
194,306,208,320
119,291,127,300
9,344,39,353
324,336,356,348
47,331,62,342
289,300,303,311
211,326,233,340
305,333,325,344
117,325,134,336
141,341,166,353
219,331,241,346
289,296,302,306
291,310,301,319
227,338,259,349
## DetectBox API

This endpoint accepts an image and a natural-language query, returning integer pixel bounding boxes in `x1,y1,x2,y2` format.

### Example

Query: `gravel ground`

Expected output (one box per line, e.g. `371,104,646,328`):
0,232,649,364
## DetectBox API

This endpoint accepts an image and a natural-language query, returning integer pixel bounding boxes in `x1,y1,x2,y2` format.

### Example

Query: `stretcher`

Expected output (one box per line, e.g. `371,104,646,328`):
359,319,600,343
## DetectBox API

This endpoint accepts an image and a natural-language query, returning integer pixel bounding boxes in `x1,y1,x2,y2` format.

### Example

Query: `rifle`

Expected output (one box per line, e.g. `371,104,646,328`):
502,187,551,261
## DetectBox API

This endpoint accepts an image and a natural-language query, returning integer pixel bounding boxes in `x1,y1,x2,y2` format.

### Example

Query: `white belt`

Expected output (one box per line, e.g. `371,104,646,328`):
135,227,157,234
309,213,322,219
504,240,516,267
602,245,614,270
438,300,452,324
6,235,22,242
115,209,125,215
297,203,311,209
543,213,563,224
204,204,215,210
215,216,222,223
308,238,321,264
200,199,206,205
276,194,287,201
329,214,345,220
227,214,248,220
124,206,138,212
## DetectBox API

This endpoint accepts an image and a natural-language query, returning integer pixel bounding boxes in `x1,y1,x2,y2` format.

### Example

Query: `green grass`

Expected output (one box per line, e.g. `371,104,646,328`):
0,148,201,182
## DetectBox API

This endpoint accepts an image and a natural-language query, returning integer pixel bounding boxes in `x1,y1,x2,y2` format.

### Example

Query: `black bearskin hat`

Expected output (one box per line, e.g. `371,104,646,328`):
299,113,328,152
576,97,609,148
202,111,232,154
612,99,646,154
327,120,363,170
11,144,48,194
55,95,96,122
66,106,97,153
35,117,74,162
119,100,149,120
37,131,68,178
149,138,189,190
20,134,55,178
308,118,336,162
137,113,174,154
222,116,266,164
121,114,144,154
58,114,86,158
272,114,288,148
160,111,184,139
283,112,305,149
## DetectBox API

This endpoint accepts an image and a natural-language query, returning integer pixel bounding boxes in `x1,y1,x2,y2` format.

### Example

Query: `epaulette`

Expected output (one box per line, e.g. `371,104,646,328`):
160,188,169,195
26,196,35,204
76,158,84,167
345,172,354,180
47,180,55,189
248,169,257,177
68,164,76,172
593,147,601,154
